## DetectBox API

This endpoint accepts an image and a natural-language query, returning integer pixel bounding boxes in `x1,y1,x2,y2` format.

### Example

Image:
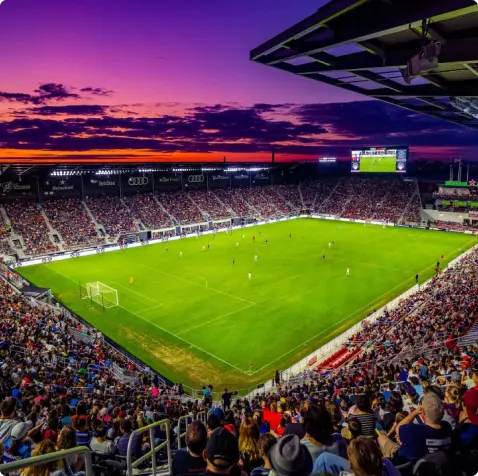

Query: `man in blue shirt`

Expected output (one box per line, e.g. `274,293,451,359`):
117,419,142,459
378,393,452,463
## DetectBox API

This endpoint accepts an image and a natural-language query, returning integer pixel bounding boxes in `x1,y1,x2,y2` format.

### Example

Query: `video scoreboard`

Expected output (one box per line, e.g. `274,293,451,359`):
351,147,408,173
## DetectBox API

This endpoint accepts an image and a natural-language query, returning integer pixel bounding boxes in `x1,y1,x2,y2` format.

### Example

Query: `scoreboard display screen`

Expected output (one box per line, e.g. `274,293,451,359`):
351,147,408,173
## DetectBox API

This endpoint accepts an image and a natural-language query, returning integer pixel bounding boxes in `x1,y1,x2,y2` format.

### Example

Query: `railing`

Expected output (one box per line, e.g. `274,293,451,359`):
0,446,93,476
127,418,172,476
176,411,207,449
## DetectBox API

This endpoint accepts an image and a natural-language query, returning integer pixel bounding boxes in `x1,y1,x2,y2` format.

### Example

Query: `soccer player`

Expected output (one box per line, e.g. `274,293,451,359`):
328,242,332,248
236,241,239,247
129,276,134,285
208,243,210,249
415,273,419,284
179,251,183,258
332,240,335,246
265,239,268,245
254,255,258,262
166,247,168,252
202,245,206,251
289,233,292,238
232,258,235,265
252,235,255,242
346,268,350,276
248,272,252,280
322,253,326,260
242,234,245,239
441,254,444,260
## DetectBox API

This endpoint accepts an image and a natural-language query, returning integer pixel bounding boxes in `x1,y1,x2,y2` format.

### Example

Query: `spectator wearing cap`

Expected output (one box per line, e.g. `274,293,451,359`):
378,393,452,463
3,421,34,463
300,405,347,460
198,427,242,476
268,434,312,476
172,420,207,476
0,398,32,444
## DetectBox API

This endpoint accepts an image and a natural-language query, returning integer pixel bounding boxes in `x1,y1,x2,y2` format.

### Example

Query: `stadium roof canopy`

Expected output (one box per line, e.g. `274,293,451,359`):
250,0,478,130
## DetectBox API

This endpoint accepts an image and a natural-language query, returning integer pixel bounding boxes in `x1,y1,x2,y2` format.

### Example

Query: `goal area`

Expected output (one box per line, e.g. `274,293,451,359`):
80,281,119,309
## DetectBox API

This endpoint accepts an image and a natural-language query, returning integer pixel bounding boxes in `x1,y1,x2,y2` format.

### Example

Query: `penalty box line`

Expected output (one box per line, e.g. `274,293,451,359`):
40,267,249,376
134,262,256,305
176,302,256,336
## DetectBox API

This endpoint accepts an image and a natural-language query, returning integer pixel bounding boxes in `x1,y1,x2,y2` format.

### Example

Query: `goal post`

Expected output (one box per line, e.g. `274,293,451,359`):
80,281,119,309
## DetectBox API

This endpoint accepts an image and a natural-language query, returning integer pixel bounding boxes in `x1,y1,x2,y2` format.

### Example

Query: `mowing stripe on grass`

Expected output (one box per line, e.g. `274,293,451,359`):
249,237,476,375
176,302,256,336
133,262,256,305
111,281,161,304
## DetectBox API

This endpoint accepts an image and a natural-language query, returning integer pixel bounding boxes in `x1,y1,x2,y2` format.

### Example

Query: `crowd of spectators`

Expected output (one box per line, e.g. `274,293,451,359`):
0,274,195,473
187,191,232,220
3,202,58,256
0,226,14,256
274,185,301,213
311,178,421,224
158,191,203,225
316,179,353,216
0,234,476,475
242,186,293,219
43,199,104,250
85,196,137,239
213,189,250,217
123,194,174,230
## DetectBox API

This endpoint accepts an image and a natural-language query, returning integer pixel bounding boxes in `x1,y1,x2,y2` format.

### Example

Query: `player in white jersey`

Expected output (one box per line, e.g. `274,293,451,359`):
179,251,183,258
242,234,245,239
328,242,332,248
202,245,205,251
346,268,350,276
236,241,239,247
248,272,252,280
254,255,258,262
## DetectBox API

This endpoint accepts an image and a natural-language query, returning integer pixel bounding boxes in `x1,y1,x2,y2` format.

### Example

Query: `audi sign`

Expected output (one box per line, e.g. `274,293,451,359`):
187,175,205,183
128,177,149,186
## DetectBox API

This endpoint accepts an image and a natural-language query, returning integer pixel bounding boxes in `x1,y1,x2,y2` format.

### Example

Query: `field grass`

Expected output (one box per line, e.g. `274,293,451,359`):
17,220,477,393
359,155,397,173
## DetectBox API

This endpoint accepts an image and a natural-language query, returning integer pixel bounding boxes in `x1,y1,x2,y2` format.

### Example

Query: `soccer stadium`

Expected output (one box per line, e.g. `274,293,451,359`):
1,0,478,475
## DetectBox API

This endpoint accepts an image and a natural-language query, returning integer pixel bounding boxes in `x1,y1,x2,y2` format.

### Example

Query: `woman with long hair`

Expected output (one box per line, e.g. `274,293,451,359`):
20,440,63,476
56,425,83,473
238,417,262,474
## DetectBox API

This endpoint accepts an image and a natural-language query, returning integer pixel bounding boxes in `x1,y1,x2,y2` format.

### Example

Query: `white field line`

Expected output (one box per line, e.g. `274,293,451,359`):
41,266,249,375
176,302,256,336
134,262,255,305
137,304,163,314
111,281,160,305
184,273,209,288
249,237,478,375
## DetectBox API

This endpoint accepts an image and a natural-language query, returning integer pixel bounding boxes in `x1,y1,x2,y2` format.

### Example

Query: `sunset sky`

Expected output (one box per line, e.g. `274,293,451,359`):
0,0,477,163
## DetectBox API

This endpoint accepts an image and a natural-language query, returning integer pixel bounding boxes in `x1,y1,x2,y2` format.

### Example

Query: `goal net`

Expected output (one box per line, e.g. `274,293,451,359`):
82,281,119,309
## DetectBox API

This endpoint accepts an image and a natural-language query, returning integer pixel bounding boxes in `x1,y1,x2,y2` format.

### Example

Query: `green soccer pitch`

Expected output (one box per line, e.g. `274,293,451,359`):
359,155,397,173
17,219,477,392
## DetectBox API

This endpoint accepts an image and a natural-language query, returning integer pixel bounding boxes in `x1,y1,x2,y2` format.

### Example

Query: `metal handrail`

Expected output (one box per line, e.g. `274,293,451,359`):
127,418,172,476
177,414,192,450
0,446,93,475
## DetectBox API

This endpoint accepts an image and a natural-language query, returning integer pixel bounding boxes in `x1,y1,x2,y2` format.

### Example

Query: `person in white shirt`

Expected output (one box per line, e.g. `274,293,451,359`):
89,425,116,455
